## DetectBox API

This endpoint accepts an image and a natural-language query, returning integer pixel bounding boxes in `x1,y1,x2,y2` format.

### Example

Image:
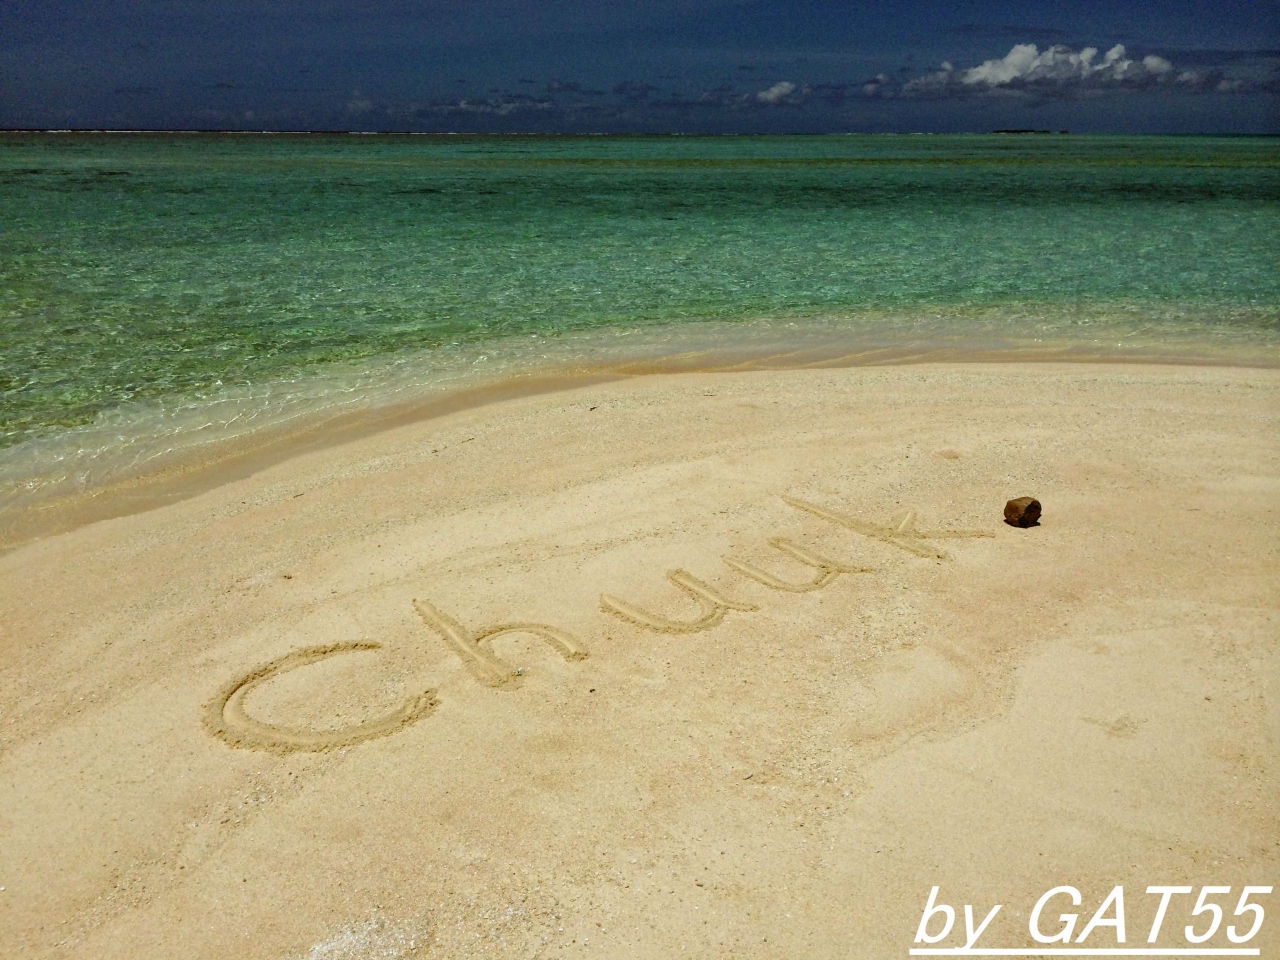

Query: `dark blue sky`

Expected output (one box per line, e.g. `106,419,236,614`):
2,0,1277,132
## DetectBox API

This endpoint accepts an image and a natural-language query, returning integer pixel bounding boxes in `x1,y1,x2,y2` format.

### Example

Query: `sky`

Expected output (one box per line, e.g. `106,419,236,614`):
1,0,1277,133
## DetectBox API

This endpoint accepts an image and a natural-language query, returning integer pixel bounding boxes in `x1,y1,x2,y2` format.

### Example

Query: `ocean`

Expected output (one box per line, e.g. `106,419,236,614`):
2,132,1278,515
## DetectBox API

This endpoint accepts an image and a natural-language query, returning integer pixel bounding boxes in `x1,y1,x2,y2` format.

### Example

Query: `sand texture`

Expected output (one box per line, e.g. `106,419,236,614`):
0,363,1276,958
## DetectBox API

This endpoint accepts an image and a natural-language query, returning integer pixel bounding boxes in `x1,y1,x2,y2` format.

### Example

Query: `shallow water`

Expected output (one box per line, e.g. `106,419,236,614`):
2,133,1278,510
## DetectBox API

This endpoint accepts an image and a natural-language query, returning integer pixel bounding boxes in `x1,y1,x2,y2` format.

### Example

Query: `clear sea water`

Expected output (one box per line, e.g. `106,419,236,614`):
1,133,1278,512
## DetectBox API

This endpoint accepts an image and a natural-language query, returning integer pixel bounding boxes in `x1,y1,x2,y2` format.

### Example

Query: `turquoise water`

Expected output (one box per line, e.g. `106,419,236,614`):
1,133,1278,505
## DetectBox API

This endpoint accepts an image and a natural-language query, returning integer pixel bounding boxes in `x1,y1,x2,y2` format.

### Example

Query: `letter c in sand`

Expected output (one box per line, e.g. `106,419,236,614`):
205,643,438,753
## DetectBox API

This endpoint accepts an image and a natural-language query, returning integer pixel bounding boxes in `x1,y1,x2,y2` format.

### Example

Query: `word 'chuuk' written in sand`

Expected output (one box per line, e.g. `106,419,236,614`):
205,496,991,754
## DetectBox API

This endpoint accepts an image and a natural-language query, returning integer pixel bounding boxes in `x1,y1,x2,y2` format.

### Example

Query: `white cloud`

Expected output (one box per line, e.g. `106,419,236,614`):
429,97,554,116
862,73,890,97
756,80,797,104
902,43,1189,98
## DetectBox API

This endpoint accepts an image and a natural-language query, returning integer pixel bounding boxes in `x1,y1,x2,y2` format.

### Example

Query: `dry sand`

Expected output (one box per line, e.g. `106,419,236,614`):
0,362,1276,959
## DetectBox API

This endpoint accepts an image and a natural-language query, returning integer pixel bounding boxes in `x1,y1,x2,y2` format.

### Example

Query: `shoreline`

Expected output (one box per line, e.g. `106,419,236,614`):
3,337,1278,552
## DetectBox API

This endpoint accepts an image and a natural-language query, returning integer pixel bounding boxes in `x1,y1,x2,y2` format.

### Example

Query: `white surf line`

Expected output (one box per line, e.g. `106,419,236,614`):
908,949,1259,957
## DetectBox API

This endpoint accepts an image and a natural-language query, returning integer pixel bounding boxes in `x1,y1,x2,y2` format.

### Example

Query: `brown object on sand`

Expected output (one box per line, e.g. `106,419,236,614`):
1004,496,1041,527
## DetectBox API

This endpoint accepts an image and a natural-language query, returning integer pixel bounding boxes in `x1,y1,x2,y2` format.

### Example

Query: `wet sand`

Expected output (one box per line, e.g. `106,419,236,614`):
0,362,1276,958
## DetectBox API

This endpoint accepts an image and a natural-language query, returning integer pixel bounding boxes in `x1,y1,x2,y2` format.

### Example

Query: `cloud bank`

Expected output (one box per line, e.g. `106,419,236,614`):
325,41,1274,133
895,43,1262,98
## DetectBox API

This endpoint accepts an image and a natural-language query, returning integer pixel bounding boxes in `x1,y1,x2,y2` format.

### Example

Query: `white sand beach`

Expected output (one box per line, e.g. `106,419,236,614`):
1,362,1276,958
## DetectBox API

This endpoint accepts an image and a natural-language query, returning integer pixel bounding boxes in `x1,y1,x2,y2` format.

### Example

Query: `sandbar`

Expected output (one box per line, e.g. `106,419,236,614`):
0,362,1276,958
